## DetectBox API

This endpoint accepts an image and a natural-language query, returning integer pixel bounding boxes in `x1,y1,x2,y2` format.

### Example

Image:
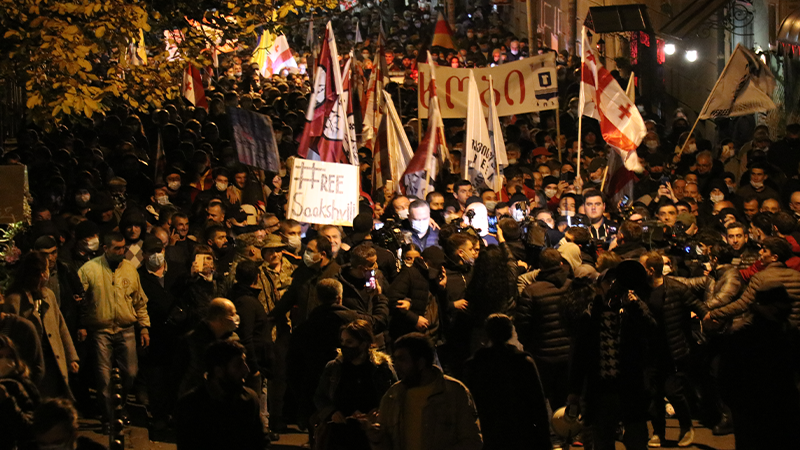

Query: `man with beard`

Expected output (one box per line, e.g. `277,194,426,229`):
175,340,266,450
206,225,233,278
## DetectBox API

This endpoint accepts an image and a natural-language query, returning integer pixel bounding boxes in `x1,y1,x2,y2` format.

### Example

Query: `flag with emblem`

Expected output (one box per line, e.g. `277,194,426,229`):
401,104,442,198
298,22,358,166
361,35,389,150
182,65,208,110
580,27,644,201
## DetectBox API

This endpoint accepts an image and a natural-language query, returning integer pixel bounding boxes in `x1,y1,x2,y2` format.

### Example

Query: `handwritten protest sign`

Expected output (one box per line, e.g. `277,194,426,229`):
418,53,559,119
287,159,360,226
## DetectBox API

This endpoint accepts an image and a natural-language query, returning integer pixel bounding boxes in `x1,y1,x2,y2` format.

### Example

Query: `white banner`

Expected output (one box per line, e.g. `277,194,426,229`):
418,53,559,119
287,159,360,226
464,71,497,189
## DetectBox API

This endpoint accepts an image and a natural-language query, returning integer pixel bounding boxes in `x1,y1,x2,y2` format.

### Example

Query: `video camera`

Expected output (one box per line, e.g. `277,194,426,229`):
371,219,406,255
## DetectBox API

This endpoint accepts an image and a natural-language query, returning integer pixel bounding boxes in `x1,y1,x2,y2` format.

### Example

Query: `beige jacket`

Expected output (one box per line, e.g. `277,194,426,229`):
372,368,482,450
6,288,79,388
78,256,150,333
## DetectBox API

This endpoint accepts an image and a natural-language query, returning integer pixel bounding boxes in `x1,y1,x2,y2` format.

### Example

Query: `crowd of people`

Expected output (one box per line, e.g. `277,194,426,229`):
1,2,800,450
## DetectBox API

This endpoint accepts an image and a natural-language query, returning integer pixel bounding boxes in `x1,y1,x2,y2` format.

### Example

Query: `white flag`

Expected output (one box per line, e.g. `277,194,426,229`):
374,90,414,192
487,76,508,192
464,70,499,190
698,44,776,120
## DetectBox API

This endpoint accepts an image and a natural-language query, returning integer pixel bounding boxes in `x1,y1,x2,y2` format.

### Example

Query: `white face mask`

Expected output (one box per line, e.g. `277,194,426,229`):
561,210,575,217
0,356,16,378
662,265,672,276
216,181,228,192
646,140,658,150
512,209,525,222
146,252,165,271
710,193,725,203
168,180,181,191
156,195,170,206
544,188,557,199
411,219,429,235
484,201,497,212
86,237,100,251
397,209,409,220
303,250,319,267
686,143,697,153
287,235,302,251
751,180,764,189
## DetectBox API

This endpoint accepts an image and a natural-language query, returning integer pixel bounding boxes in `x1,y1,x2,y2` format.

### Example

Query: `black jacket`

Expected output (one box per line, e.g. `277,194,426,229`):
271,260,341,328
515,265,575,364
387,259,440,340
335,265,390,334
464,344,551,450
175,383,264,450
230,284,274,378
53,259,86,338
138,266,178,364
647,277,708,362
612,241,647,260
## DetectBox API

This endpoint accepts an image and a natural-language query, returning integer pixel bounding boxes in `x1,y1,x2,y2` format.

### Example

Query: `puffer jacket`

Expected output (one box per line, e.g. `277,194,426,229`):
710,262,800,331
654,278,709,361
514,265,573,364
673,264,743,311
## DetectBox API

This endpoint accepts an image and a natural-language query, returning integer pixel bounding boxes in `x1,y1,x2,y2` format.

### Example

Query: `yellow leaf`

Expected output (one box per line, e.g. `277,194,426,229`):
3,30,18,39
77,59,92,71
26,93,42,109
65,25,79,35
95,26,105,38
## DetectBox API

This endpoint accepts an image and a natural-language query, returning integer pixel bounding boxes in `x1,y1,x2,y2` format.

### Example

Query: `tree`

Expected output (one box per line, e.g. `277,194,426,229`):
0,0,336,130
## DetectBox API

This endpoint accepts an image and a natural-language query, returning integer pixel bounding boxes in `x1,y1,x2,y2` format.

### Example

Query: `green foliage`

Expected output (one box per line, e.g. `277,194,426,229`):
0,0,335,129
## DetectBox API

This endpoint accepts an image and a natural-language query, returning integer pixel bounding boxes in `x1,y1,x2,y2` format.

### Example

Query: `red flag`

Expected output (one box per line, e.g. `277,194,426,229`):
431,12,457,50
298,22,357,165
580,27,645,200
182,66,208,110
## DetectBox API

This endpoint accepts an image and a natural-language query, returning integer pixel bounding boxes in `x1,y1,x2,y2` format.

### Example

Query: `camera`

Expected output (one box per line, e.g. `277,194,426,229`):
372,219,406,255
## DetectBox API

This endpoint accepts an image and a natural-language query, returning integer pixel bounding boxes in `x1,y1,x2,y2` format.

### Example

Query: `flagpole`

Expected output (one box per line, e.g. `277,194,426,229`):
491,77,501,191
599,164,609,193
555,107,562,163
576,27,586,177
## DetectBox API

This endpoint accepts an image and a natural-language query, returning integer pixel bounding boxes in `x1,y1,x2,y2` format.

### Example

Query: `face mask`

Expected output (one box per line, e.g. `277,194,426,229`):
341,346,362,362
168,180,181,191
507,158,518,165
288,235,302,251
662,265,672,276
722,145,735,159
0,357,15,377
544,188,557,199
710,193,725,203
411,219,429,235
86,237,100,251
512,209,525,222
156,195,170,206
751,180,764,189
303,250,319,267
484,201,497,212
397,209,409,220
591,177,603,184
216,182,228,192
146,252,165,271
727,184,736,193
646,140,658,150
561,210,575,217
686,143,697,154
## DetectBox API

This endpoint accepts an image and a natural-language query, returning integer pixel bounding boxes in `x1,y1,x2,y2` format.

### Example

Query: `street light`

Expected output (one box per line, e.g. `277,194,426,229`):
664,43,676,55
685,50,698,62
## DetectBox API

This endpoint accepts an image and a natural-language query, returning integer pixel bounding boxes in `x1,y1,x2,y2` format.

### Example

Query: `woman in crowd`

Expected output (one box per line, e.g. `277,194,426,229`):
387,244,441,343
0,335,39,450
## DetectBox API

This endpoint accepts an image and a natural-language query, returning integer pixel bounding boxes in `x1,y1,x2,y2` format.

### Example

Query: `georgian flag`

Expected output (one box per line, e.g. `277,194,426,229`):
182,65,208,110
580,27,645,173
260,34,298,76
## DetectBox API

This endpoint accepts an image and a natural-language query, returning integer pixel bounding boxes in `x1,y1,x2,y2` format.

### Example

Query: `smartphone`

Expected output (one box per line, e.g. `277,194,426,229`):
659,176,670,186
365,270,377,290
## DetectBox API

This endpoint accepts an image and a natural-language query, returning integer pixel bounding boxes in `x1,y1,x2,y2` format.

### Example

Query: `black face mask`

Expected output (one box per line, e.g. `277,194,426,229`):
430,209,446,226
341,346,362,362
524,179,536,190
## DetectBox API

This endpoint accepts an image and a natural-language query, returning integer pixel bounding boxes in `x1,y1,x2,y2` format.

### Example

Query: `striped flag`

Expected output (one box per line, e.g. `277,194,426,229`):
373,89,414,193
298,22,358,166
361,36,389,149
431,11,457,50
182,65,208,110
580,27,644,201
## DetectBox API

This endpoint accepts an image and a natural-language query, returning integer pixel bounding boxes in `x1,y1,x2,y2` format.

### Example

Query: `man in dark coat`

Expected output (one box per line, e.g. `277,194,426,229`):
640,252,708,447
719,282,800,450
464,314,550,450
287,279,358,431
175,340,266,450
567,261,657,450
514,249,575,419
333,244,390,343
229,261,274,391
271,236,341,328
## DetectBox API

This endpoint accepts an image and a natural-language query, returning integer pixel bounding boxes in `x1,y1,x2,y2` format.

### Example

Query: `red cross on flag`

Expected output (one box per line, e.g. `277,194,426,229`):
579,27,645,172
